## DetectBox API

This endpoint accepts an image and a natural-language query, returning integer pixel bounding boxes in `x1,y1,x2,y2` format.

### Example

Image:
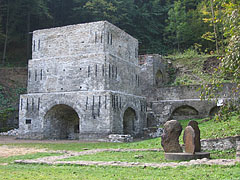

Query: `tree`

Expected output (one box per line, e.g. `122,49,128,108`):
1,0,9,65
201,0,240,120
0,0,51,64
165,0,188,51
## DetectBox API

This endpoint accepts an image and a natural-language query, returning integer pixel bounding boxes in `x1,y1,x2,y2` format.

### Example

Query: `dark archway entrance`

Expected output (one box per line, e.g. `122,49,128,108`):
209,106,220,117
155,70,163,86
44,104,79,139
123,107,136,135
171,105,199,120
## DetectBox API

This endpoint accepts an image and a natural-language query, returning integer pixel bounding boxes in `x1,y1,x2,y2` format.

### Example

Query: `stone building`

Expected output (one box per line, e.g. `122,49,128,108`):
18,21,235,141
18,21,147,140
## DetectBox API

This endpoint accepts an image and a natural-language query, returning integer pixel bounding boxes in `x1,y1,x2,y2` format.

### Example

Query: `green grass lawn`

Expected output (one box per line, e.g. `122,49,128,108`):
0,115,239,179
63,150,236,163
0,163,239,180
2,137,162,152
178,116,240,142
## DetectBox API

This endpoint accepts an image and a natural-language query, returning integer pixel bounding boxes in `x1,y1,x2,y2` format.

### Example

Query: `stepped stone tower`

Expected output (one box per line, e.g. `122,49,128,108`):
19,21,147,140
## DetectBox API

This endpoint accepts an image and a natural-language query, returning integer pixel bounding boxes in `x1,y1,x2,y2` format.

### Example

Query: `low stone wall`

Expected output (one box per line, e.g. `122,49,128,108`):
143,127,163,138
201,135,240,151
108,134,133,143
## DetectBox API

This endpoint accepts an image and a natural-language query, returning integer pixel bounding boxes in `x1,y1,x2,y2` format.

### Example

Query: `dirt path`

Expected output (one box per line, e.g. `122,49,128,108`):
0,135,96,144
1,136,239,168
0,145,48,158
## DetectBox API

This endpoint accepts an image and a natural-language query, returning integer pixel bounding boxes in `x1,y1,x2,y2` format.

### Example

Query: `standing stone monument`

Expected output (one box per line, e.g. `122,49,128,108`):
188,120,201,152
18,21,147,140
183,126,195,154
162,120,210,160
161,120,183,153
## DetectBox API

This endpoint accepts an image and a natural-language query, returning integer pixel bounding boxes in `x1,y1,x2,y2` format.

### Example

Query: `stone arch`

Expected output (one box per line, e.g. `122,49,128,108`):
44,104,80,139
209,106,220,117
171,105,199,120
123,107,137,135
155,69,163,86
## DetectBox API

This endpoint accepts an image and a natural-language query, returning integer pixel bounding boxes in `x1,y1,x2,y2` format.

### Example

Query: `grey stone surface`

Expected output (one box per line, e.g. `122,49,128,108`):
201,135,240,151
108,134,133,142
164,152,210,161
18,20,239,141
19,21,147,140
161,120,183,153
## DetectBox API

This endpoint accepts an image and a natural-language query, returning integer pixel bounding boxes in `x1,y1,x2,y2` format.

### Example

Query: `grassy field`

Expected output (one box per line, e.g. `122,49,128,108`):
178,116,240,141
0,142,239,180
0,163,239,180
0,116,239,180
63,150,236,163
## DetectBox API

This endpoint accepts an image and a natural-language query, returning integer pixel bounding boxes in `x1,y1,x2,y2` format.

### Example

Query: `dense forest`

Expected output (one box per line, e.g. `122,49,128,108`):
0,0,239,66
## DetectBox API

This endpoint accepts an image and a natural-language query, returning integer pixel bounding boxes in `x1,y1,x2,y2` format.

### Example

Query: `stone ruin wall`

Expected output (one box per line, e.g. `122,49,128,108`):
19,21,147,140
139,55,237,128
15,21,238,140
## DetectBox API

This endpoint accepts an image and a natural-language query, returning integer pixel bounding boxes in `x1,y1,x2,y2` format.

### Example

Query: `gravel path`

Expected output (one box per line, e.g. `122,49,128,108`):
14,148,240,168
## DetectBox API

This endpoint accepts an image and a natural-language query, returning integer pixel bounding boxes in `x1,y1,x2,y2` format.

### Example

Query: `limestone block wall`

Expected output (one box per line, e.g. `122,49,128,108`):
150,99,217,126
148,83,238,101
27,53,106,93
32,21,138,65
110,92,147,137
19,21,147,140
27,53,141,95
139,54,172,98
19,91,146,139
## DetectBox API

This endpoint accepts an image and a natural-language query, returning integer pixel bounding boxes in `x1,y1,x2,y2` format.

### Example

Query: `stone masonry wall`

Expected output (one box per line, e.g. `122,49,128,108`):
32,21,138,65
19,21,147,140
19,91,146,139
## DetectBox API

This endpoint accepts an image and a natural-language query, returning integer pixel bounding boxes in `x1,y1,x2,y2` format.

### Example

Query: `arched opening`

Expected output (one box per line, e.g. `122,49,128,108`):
155,70,163,86
123,107,136,135
209,106,220,117
44,104,79,139
171,105,199,120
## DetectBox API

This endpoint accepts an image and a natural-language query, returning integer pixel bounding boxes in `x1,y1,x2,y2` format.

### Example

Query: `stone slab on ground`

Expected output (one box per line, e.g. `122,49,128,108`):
164,152,210,161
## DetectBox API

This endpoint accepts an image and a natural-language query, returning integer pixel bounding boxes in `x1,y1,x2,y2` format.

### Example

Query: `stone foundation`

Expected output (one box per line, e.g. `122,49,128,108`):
108,134,133,142
201,136,240,151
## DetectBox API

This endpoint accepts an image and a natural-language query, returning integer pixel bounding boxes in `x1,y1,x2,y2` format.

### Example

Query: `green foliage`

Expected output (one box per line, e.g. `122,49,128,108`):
165,0,188,51
178,116,240,140
201,1,240,120
210,149,236,159
0,84,26,132
167,48,200,59
0,0,217,64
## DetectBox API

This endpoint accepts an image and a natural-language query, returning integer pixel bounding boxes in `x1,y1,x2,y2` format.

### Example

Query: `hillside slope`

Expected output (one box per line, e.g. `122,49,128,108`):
167,55,220,86
0,67,27,131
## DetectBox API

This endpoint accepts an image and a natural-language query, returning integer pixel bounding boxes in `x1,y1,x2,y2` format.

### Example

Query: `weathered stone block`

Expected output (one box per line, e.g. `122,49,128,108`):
183,126,195,154
161,120,183,153
19,21,147,140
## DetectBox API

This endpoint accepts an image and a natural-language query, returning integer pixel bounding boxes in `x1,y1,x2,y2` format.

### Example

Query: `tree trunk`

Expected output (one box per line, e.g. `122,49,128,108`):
26,10,31,60
210,0,219,54
2,0,9,65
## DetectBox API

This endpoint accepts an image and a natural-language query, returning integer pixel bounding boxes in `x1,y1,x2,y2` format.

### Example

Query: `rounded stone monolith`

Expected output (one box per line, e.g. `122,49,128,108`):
161,120,183,153
188,120,201,152
183,126,195,154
